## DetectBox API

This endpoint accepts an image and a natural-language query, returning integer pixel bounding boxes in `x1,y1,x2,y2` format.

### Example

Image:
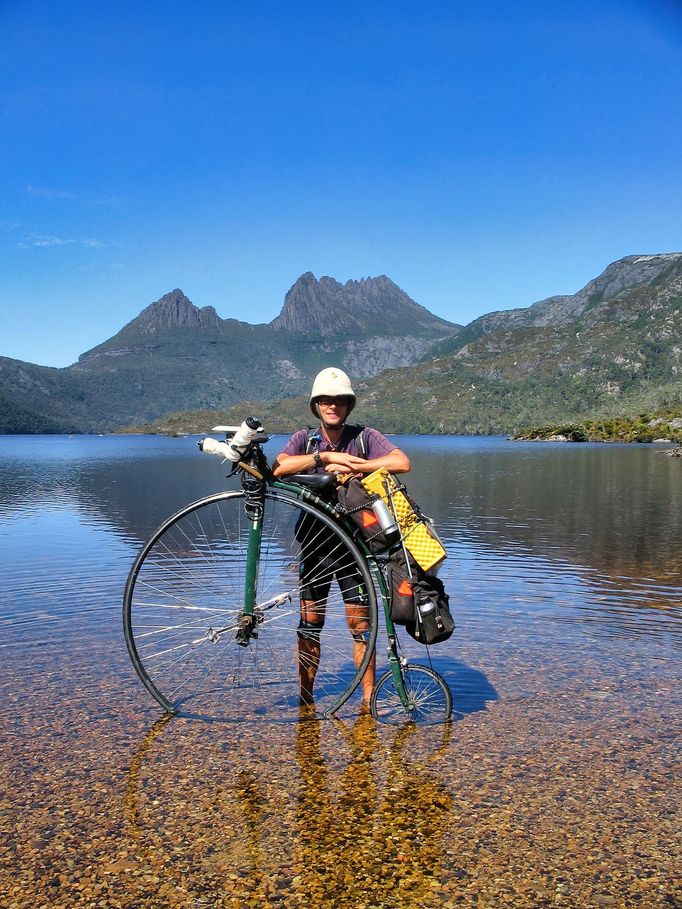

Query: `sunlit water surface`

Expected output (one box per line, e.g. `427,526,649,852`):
1,434,679,908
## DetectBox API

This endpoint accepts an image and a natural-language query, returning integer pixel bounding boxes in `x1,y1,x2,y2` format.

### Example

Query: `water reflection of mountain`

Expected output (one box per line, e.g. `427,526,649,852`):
0,435,242,542
5,435,680,608
405,440,682,587
75,450,239,542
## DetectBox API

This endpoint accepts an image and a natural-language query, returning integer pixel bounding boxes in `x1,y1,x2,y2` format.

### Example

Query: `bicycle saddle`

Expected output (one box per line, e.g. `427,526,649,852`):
289,473,338,491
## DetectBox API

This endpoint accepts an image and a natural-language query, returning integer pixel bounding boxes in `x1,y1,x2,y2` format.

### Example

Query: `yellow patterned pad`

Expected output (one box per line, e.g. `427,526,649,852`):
361,468,446,572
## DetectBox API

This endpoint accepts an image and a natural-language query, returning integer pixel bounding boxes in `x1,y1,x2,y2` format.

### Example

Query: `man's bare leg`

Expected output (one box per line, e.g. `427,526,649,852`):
346,602,375,703
298,599,324,704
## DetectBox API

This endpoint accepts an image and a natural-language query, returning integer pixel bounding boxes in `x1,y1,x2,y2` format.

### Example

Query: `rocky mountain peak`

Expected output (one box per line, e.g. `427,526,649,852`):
6,253,680,434
125,289,222,334
525,252,682,326
466,252,682,337
270,272,456,337
575,253,682,300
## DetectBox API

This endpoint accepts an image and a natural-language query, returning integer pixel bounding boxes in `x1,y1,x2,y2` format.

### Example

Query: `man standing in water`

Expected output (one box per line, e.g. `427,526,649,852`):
274,367,410,704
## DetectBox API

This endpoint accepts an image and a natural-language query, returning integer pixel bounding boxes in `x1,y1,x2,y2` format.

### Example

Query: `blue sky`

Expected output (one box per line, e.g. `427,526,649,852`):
2,0,681,367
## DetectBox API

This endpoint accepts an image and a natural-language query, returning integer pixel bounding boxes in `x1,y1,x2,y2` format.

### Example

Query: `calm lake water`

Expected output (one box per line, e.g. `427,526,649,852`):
1,434,680,908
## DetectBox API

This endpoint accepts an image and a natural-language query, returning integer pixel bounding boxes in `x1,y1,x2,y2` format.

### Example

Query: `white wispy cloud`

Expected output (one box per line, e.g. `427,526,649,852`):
25,184,76,200
28,234,75,247
2,209,110,250
19,233,109,249
25,184,124,207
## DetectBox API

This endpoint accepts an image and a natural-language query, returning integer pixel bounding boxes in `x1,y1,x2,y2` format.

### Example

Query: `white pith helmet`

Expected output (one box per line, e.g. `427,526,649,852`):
309,367,356,417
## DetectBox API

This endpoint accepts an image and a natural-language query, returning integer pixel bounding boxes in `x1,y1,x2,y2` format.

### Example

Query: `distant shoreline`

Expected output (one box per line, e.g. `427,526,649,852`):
1,407,681,444
510,410,682,445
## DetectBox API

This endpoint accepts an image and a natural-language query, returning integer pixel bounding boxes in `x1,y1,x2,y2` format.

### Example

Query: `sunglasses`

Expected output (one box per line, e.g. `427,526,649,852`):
317,396,352,407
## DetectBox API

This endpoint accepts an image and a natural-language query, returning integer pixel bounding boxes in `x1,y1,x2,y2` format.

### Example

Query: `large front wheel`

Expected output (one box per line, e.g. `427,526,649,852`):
123,490,378,722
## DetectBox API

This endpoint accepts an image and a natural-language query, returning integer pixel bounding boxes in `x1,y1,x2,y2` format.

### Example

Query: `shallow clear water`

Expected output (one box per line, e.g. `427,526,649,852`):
1,434,679,907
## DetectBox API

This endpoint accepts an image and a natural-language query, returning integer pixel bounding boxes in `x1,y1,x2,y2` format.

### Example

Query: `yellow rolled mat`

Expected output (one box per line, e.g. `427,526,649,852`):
361,468,446,572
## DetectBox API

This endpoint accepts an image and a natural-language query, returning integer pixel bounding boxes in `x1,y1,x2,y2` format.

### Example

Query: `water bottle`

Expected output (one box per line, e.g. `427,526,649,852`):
370,497,400,546
416,590,436,617
225,417,263,462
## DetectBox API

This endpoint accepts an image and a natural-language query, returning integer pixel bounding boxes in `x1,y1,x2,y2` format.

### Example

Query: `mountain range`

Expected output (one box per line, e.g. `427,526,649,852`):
0,273,457,433
1,254,680,434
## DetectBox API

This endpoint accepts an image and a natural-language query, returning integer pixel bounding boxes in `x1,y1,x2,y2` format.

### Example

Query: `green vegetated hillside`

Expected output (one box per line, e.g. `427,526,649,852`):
120,397,313,436
0,388,79,434
3,254,681,435
356,253,682,434
512,409,682,443
0,358,88,433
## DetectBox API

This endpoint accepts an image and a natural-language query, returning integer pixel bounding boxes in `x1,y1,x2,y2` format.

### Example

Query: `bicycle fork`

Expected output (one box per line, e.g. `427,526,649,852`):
234,514,263,645
378,571,414,712
236,463,267,646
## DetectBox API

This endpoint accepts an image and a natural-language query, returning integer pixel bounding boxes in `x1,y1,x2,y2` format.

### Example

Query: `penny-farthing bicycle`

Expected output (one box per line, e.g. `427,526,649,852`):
123,420,452,724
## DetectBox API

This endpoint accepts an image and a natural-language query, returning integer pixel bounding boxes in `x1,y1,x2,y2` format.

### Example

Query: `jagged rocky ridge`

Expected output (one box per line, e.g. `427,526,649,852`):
271,272,454,337
444,253,682,344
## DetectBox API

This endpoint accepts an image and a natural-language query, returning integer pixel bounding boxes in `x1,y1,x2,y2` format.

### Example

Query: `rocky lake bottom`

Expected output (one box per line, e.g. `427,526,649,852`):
1,434,680,908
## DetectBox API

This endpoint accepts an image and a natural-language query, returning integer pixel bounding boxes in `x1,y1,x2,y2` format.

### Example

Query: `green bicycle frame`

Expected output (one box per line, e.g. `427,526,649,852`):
248,476,413,712
242,516,263,617
240,476,331,616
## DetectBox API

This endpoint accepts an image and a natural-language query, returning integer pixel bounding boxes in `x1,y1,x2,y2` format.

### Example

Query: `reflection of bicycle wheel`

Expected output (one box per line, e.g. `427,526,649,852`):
123,490,377,721
370,665,452,725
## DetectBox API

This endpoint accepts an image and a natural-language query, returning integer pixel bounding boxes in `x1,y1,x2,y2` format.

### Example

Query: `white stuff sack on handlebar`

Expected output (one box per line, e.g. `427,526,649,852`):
199,437,233,460
200,417,264,463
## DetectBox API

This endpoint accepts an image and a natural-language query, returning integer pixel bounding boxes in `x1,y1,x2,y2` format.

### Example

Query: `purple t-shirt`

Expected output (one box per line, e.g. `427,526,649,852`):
282,425,396,467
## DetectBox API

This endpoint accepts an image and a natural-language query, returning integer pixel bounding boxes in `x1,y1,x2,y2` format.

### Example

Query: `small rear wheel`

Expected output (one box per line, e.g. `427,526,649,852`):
370,664,452,725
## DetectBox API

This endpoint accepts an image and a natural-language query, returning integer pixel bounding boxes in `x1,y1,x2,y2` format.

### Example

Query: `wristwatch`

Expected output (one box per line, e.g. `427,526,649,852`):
313,451,323,469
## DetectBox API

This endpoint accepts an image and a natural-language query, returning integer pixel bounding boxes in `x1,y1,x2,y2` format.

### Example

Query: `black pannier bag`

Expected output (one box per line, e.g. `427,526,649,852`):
336,477,393,552
407,571,455,645
386,551,455,645
386,551,418,624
